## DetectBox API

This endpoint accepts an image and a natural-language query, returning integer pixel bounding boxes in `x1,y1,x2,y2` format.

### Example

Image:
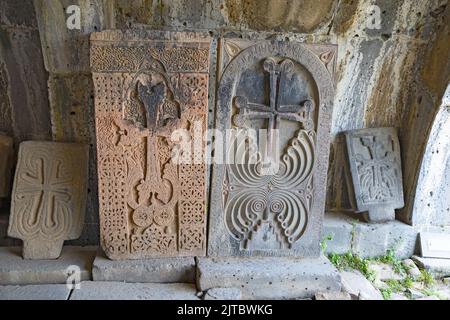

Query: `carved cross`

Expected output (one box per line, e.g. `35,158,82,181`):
233,58,314,169
16,158,72,233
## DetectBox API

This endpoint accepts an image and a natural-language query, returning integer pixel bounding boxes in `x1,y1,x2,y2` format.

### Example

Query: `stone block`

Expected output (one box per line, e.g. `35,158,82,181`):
196,255,341,300
412,256,450,279
203,287,242,300
0,246,96,285
91,30,211,259
419,232,450,259
34,0,114,73
0,284,70,300
368,262,403,281
322,212,354,255
69,282,199,300
0,28,52,142
345,127,404,222
323,212,418,259
341,270,383,300
0,134,13,198
8,142,89,259
315,291,351,300
92,250,196,283
402,259,422,279
208,38,337,257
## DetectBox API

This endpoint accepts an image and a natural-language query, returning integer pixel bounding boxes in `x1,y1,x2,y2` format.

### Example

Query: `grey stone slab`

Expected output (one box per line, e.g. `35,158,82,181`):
419,232,450,259
345,127,404,222
402,259,422,279
203,287,242,300
70,281,199,300
92,250,196,283
412,256,450,279
208,38,337,258
341,270,383,300
196,255,341,300
0,246,96,285
315,291,351,300
0,284,70,300
323,212,418,259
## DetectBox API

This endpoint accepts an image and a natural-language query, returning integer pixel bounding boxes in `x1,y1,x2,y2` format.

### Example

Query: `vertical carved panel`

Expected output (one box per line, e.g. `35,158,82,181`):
7,142,89,259
345,127,404,222
91,31,210,259
208,40,336,257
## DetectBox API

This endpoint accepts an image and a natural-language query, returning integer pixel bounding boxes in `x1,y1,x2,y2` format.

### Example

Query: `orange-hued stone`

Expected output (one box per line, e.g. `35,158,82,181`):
90,30,211,260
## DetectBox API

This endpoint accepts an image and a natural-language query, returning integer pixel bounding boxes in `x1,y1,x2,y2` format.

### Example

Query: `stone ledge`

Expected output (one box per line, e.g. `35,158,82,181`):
412,256,450,279
69,281,199,300
196,255,341,300
0,246,97,285
323,212,418,259
0,284,70,300
92,250,196,283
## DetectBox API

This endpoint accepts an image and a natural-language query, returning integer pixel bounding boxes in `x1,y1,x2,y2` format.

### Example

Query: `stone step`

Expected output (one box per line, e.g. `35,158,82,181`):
92,250,196,283
69,281,199,300
0,284,70,300
0,246,97,285
412,256,450,279
196,255,341,300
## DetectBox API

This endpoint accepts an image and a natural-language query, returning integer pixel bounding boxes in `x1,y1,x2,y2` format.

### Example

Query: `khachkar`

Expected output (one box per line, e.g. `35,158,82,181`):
8,142,89,259
345,127,404,222
91,30,210,260
202,39,340,299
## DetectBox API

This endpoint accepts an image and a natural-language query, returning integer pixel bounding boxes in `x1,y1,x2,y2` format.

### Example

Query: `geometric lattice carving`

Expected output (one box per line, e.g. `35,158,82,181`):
7,142,89,259
345,127,404,222
208,39,336,258
91,30,210,259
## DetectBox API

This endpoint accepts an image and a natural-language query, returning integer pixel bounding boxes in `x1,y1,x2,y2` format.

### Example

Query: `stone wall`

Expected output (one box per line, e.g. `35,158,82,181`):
0,0,448,245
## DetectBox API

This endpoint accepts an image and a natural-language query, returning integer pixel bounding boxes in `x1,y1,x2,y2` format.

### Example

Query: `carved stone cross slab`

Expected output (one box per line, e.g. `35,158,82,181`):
208,39,336,257
91,30,211,259
8,141,89,259
345,127,404,222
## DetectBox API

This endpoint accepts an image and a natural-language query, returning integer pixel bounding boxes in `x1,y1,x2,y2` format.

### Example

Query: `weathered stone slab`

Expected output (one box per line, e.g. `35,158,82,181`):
8,142,89,259
412,256,450,279
91,30,211,260
345,127,404,222
70,281,199,300
341,270,383,300
196,255,341,300
0,246,96,285
0,27,52,142
402,259,422,279
92,250,195,283
208,38,336,257
323,212,417,259
0,284,70,300
315,291,351,300
34,0,114,73
203,287,242,300
419,232,450,259
0,134,13,198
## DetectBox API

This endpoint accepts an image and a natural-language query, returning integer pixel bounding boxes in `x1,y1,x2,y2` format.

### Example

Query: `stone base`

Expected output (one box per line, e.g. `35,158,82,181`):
92,250,196,283
323,212,418,259
412,256,450,279
70,282,199,300
196,255,341,300
0,284,71,300
0,246,97,285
